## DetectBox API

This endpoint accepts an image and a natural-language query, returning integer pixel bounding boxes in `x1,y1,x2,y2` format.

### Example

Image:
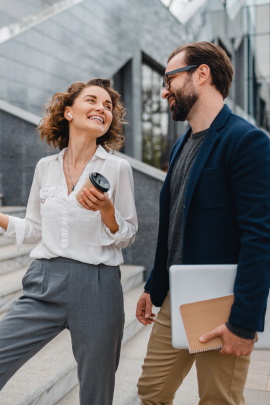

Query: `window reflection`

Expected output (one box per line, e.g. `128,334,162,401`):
142,62,169,169
243,1,270,131
251,4,270,131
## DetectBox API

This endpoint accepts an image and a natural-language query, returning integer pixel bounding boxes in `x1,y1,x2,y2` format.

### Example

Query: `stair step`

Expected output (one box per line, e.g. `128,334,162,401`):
0,207,26,216
0,281,145,405
113,325,152,405
0,330,78,405
0,244,34,275
121,265,144,293
57,325,153,405
0,267,28,315
122,283,144,345
0,265,144,315
57,325,200,405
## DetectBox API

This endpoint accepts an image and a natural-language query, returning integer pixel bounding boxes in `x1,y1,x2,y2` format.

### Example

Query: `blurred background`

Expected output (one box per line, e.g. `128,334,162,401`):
0,3,269,404
0,0,269,202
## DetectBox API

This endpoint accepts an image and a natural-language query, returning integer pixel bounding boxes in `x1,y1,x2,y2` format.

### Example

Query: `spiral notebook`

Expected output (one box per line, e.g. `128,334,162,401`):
169,264,270,350
180,295,234,354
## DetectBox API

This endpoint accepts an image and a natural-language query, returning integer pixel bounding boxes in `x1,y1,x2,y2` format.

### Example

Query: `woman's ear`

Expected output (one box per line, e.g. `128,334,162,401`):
64,107,73,120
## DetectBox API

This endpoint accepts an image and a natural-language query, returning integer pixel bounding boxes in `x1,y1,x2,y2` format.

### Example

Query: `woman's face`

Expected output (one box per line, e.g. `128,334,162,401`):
66,85,113,137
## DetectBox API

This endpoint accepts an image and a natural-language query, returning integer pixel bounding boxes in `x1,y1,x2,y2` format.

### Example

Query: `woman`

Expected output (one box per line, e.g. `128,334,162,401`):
0,78,138,404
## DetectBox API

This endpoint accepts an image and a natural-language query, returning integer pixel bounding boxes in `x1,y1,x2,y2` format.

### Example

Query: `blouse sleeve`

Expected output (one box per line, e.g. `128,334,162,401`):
3,162,42,248
99,158,138,249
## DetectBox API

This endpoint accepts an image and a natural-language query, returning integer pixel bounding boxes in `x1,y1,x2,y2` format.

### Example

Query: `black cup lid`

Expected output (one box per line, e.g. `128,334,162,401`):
89,172,110,192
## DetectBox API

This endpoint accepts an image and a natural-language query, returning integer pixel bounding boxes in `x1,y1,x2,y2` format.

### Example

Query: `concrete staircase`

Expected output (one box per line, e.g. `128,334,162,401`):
0,207,150,405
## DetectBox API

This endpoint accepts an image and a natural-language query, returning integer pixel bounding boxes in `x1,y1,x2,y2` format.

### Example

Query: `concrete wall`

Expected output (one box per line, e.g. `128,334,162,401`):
0,0,186,161
0,107,54,206
0,104,165,275
118,154,165,275
0,0,61,28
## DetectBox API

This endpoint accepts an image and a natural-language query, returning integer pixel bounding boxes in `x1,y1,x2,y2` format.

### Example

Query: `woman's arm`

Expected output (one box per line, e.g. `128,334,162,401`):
3,162,42,247
79,187,119,234
0,213,9,230
79,158,138,248
102,158,138,248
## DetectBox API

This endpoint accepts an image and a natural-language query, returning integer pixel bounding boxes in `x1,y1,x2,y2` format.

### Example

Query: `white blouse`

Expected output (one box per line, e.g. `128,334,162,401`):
4,146,138,266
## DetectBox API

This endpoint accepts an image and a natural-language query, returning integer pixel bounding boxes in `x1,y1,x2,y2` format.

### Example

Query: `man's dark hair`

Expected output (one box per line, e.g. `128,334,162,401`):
168,41,233,99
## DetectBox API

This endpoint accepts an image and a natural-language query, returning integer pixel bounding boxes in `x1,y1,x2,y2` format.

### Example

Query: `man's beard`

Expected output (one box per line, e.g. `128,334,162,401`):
170,78,199,121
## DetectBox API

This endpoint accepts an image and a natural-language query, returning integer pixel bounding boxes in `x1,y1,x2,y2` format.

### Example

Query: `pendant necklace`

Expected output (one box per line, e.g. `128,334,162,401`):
66,149,88,192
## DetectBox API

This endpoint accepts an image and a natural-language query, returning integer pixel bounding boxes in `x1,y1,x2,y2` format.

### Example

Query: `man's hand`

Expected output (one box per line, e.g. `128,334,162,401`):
199,323,255,356
136,292,156,326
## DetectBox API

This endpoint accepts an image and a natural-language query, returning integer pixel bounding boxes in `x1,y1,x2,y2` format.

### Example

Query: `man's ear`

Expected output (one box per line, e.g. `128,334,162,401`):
196,64,211,85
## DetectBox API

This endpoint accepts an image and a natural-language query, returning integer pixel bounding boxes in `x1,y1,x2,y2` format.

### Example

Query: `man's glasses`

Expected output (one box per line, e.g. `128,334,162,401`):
162,65,198,90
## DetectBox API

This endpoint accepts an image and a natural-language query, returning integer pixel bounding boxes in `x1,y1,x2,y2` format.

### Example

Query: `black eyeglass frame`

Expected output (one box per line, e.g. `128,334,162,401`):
163,65,198,90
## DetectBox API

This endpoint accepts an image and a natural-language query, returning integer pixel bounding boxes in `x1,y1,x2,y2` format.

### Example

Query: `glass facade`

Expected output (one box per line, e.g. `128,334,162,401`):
229,0,270,131
142,62,170,169
247,2,270,131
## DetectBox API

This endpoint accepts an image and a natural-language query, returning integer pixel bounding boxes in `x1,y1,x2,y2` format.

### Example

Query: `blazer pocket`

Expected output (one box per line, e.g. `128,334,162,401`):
196,168,228,208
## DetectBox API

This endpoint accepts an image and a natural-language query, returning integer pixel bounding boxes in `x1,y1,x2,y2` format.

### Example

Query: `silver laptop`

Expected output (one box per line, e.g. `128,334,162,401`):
169,264,270,350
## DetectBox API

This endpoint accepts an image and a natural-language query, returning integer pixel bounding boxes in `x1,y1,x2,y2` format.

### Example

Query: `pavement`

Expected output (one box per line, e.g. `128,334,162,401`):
173,348,270,405
244,349,270,405
56,324,270,405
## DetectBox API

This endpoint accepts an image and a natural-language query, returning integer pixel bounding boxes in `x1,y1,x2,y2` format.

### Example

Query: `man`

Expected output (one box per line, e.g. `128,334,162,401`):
136,41,270,405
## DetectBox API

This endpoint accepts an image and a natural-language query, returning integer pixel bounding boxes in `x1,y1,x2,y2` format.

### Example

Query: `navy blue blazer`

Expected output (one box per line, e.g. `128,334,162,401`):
145,105,270,332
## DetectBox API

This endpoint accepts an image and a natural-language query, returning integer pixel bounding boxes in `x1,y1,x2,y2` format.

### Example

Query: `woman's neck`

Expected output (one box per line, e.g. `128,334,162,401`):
66,138,98,169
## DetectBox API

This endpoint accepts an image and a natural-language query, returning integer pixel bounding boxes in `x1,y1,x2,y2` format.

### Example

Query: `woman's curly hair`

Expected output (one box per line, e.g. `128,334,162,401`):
38,78,126,152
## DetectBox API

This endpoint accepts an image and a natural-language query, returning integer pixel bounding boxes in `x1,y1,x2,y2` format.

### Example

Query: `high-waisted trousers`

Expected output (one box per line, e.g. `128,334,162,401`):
0,257,125,405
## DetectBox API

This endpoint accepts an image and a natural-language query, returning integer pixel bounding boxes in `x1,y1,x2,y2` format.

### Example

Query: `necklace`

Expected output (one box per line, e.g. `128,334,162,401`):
66,149,88,191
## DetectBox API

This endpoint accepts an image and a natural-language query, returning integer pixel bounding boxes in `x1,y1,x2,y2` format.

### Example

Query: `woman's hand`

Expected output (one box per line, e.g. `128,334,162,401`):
79,187,111,212
79,188,119,234
0,213,9,230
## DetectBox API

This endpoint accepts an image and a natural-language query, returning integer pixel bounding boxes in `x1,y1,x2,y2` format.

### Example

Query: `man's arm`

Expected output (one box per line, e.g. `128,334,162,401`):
200,128,270,356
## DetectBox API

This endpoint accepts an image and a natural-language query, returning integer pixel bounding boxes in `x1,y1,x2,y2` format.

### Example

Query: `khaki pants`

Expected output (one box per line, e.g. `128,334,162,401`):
138,293,250,405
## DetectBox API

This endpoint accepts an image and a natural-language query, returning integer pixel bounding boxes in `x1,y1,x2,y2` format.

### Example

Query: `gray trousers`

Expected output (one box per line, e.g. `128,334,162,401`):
0,257,125,405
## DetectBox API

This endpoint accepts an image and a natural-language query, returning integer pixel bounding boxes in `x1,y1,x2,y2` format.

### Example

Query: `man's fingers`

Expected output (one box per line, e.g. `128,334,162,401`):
145,303,154,317
136,293,155,325
199,327,220,343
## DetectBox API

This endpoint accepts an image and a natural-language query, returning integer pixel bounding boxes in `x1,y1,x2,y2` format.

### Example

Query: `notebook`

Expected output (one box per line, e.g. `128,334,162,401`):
180,295,234,353
169,264,270,350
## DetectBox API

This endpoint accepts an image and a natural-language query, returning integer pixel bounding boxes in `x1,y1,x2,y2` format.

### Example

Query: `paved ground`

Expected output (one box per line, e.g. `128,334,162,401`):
176,349,270,405
244,349,270,405
172,348,270,405
57,327,270,405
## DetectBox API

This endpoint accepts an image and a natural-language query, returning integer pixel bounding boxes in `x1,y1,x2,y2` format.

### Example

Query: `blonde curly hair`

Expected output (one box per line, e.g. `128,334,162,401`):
38,78,126,151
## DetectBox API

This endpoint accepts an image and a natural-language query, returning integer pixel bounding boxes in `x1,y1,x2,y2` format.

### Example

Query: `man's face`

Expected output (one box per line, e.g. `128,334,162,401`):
162,52,199,121
171,75,199,121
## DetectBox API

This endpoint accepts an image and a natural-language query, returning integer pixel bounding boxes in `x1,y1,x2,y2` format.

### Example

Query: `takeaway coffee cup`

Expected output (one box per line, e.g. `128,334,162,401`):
76,172,110,202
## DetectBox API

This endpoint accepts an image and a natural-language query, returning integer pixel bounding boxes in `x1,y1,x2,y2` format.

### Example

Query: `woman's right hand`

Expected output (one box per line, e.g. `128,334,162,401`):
0,213,9,230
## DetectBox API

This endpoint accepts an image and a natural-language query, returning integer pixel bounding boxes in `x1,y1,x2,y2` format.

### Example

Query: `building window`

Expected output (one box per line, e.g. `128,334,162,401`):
142,53,181,170
247,3,270,131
